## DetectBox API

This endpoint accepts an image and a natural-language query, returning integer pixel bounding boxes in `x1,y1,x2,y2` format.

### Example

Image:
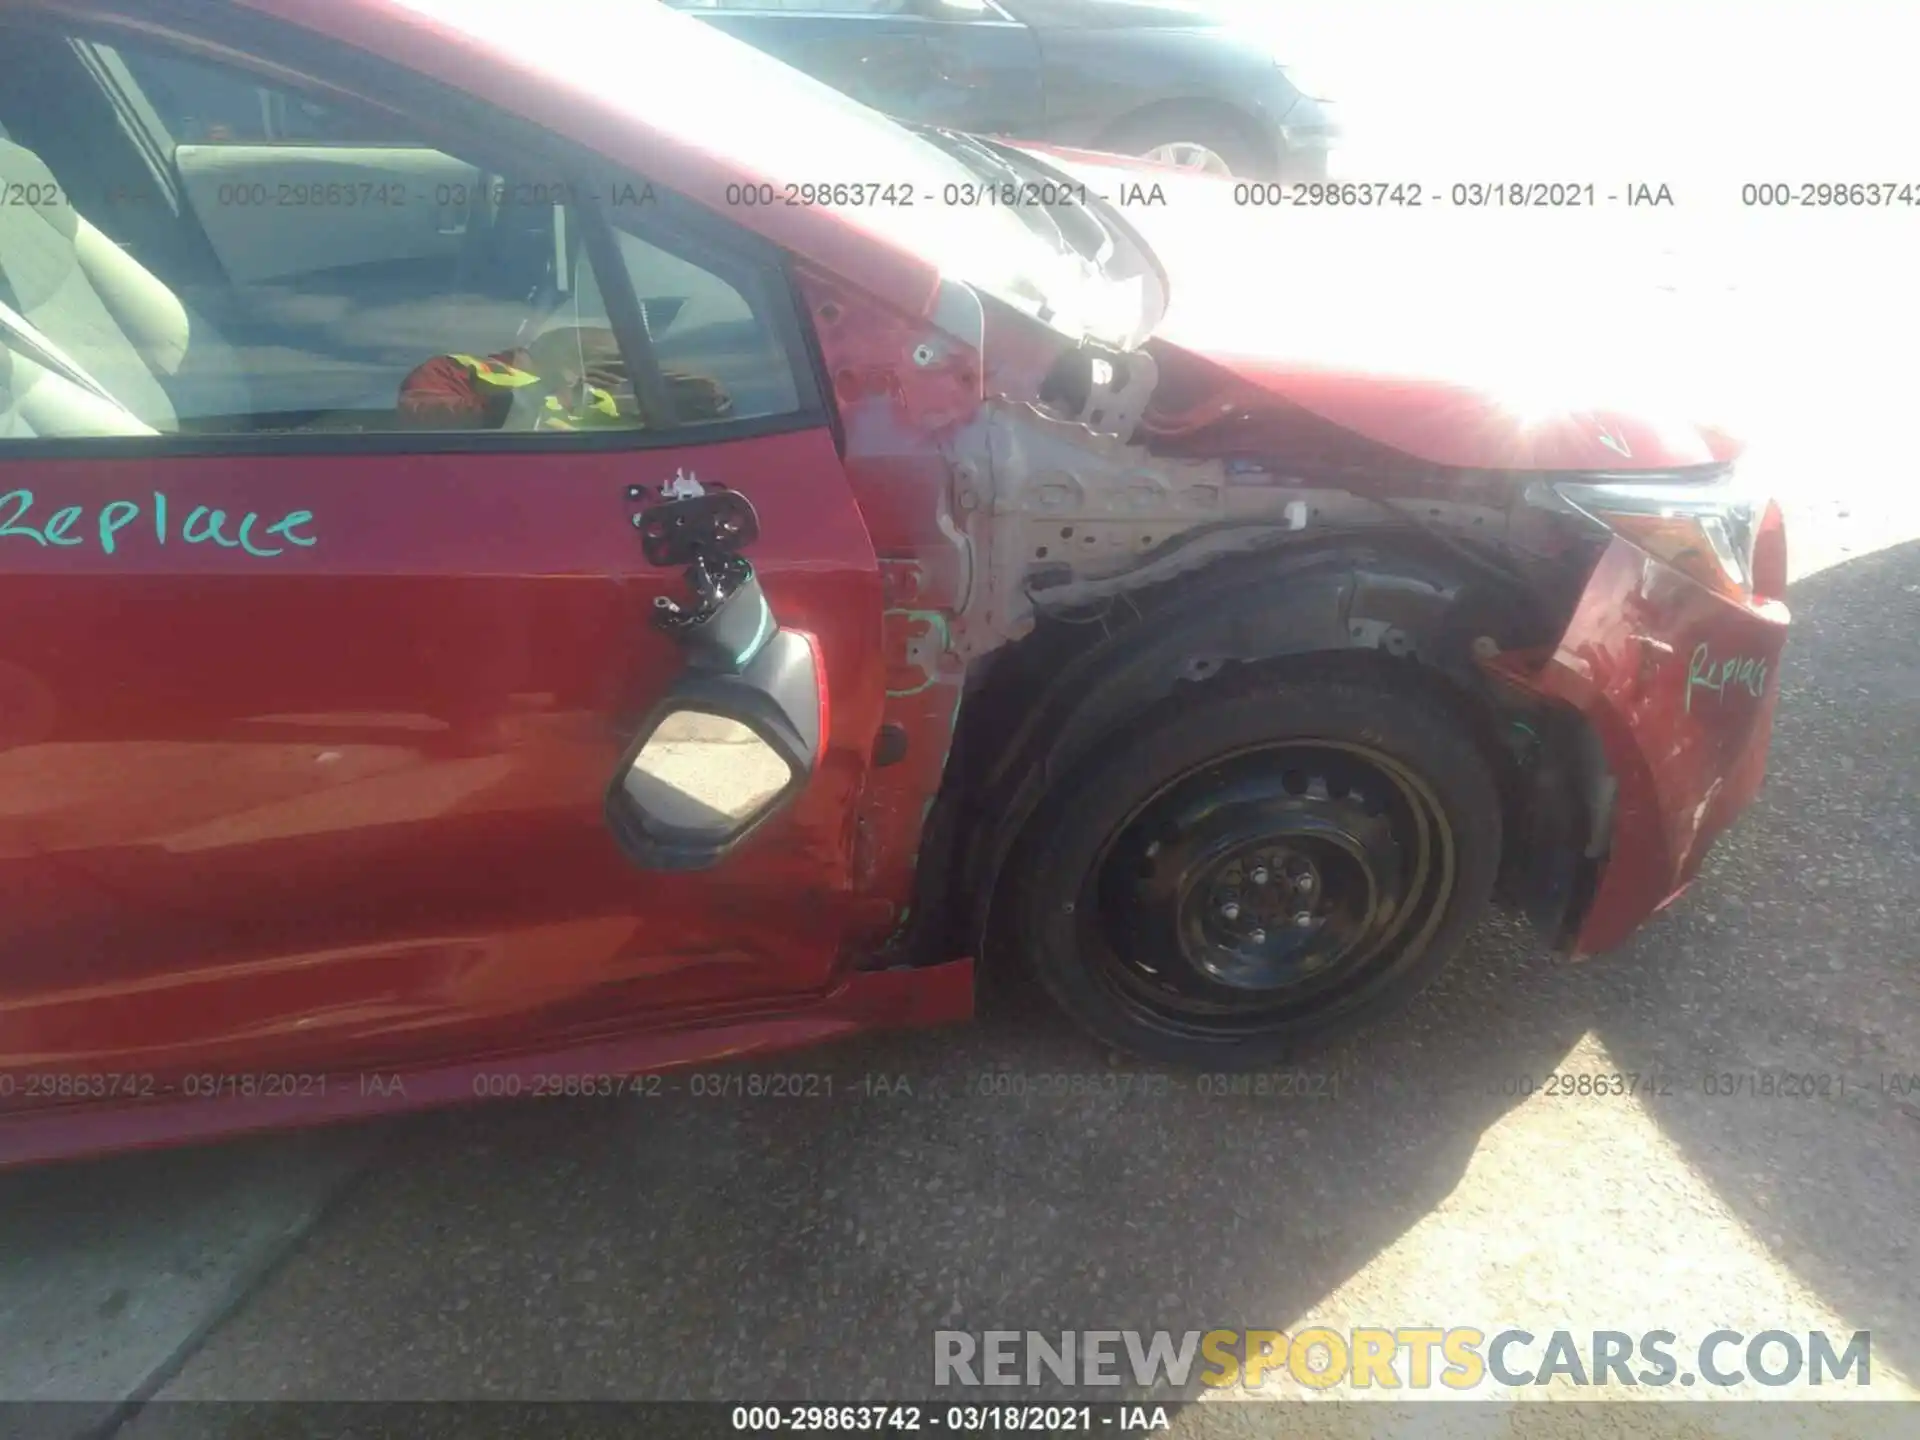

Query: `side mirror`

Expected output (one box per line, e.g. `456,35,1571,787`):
605,478,824,871
604,628,823,872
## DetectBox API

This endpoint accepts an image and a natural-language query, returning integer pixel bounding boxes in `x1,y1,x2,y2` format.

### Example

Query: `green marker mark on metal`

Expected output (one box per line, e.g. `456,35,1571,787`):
884,609,954,697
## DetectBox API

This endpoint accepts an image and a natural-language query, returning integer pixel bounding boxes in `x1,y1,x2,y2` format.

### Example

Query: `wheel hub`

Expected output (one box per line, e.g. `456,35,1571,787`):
1204,847,1324,942
1142,141,1234,177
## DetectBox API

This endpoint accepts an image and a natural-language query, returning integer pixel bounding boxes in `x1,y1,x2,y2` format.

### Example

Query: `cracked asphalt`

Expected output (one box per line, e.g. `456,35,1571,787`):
6,6,1920,1436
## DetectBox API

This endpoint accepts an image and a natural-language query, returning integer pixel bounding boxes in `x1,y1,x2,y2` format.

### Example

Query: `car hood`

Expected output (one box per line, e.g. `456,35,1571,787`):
1028,154,1741,472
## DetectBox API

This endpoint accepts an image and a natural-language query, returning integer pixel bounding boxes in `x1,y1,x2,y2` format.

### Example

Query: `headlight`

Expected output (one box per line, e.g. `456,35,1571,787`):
1545,467,1788,602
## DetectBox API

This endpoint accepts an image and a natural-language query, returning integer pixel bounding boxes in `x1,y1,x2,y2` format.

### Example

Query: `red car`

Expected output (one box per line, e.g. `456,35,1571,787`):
0,0,1787,1167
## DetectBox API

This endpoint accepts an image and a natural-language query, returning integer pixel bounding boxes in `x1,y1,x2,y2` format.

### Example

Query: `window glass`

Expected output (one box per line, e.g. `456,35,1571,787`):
116,50,417,145
572,228,802,423
530,0,1139,345
0,32,799,442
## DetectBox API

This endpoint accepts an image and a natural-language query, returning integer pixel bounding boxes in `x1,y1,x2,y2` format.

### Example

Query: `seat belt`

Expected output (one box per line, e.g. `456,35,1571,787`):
0,291,134,417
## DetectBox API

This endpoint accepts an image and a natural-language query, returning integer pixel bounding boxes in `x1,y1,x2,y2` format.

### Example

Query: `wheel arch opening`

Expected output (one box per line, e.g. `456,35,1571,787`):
903,533,1601,972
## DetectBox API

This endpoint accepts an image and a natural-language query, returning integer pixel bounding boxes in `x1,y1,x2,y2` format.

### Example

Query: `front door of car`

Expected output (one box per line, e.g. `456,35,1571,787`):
0,24,886,1089
675,0,1046,135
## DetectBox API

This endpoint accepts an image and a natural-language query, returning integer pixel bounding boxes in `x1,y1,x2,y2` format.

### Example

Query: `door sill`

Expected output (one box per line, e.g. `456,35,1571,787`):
0,958,974,1170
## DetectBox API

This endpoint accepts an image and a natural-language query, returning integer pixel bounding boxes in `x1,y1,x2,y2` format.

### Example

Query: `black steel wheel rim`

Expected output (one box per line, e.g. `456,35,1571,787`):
1086,739,1458,1038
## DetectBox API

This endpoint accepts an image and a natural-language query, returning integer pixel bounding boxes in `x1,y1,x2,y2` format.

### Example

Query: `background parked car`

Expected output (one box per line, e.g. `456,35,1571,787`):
663,0,1336,180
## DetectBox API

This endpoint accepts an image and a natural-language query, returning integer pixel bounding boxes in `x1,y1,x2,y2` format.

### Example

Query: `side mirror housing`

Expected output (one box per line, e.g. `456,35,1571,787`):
604,627,823,872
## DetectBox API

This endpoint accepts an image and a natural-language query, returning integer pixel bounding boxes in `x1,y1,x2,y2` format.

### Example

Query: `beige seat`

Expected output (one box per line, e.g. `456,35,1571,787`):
0,332,156,439
0,136,247,437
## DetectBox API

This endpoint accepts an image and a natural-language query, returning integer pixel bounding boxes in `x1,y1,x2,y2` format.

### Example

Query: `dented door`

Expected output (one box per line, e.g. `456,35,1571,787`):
0,433,886,1089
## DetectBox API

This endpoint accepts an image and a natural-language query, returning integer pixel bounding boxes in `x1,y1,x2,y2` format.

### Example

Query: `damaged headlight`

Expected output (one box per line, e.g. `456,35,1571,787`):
1541,467,1788,603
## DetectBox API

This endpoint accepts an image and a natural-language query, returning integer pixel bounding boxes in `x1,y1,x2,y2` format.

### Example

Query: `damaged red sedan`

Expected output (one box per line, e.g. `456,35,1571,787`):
0,0,1788,1166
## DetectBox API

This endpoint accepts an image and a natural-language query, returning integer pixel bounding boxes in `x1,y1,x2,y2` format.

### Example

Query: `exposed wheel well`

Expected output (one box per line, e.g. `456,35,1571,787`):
899,539,1598,970
972,647,1510,918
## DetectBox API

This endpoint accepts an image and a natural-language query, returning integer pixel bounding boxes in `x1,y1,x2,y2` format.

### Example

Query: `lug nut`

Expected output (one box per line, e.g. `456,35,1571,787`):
1248,928,1266,944
1293,911,1314,927
1249,866,1270,886
1220,902,1241,921
1295,874,1314,893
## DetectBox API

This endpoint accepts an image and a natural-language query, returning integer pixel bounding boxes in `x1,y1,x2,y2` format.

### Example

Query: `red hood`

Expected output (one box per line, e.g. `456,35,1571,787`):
1023,150,1741,472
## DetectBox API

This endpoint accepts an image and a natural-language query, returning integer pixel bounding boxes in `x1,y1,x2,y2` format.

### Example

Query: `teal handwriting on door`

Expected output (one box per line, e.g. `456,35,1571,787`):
1685,641,1769,713
0,491,316,558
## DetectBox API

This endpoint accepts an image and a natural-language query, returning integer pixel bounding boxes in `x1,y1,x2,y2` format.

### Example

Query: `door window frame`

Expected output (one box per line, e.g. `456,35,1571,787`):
0,1,834,464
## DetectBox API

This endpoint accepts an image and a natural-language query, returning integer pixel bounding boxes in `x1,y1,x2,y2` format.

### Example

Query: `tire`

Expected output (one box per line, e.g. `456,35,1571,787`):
1100,106,1271,180
1006,667,1502,1069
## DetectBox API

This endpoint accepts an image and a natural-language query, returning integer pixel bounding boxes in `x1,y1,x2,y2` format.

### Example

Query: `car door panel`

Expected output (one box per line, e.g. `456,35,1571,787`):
917,16,1046,134
0,430,885,1085
698,15,937,117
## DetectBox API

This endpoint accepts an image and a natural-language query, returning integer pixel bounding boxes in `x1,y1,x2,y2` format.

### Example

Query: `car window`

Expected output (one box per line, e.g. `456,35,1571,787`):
573,227,801,423
447,0,1141,347
0,32,800,442
112,49,420,146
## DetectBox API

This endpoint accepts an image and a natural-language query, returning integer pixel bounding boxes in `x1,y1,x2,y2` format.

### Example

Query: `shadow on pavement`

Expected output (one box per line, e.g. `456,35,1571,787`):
113,921,1586,1407
1594,538,1920,1380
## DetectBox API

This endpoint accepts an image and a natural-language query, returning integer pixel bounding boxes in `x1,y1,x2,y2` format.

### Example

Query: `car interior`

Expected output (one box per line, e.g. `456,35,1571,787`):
0,20,799,441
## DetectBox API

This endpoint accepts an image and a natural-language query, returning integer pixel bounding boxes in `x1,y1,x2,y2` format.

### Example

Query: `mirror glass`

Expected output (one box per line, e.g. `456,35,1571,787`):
622,710,794,836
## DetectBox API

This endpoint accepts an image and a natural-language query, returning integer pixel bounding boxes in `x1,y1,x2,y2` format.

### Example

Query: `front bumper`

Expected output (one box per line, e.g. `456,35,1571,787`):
1496,539,1790,956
